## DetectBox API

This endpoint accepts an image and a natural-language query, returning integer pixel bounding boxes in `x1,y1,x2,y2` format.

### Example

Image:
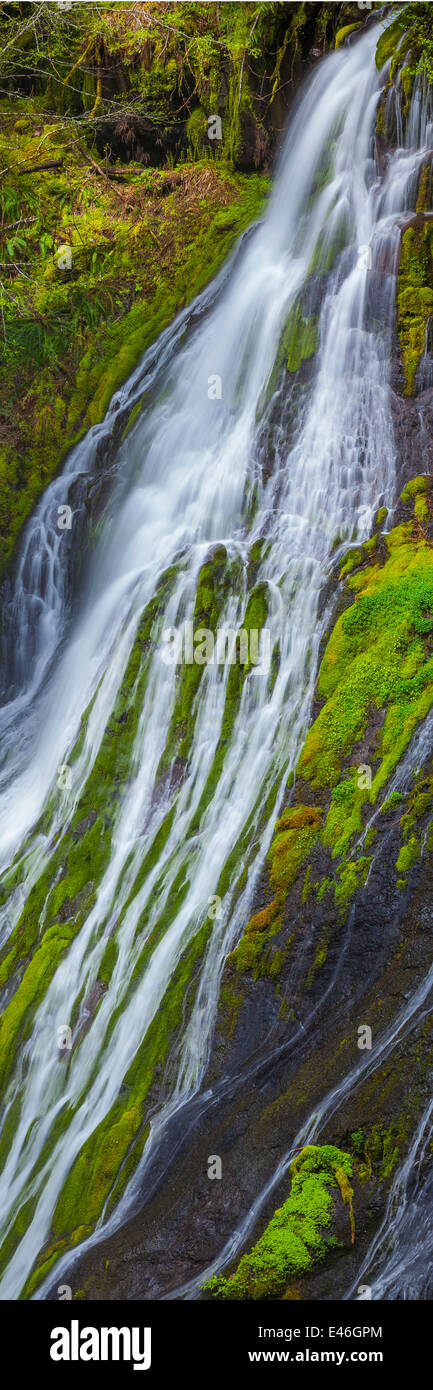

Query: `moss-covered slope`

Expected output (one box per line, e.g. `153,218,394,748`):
0,0,363,580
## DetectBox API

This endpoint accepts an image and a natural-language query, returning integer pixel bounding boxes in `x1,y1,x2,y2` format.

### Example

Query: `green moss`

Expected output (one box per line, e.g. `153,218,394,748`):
416,163,432,215
365,1121,404,1179
376,4,433,87
334,855,370,907
258,294,318,411
230,806,323,978
203,1144,354,1299
306,939,328,987
0,127,268,578
268,805,324,898
0,922,75,1093
364,534,378,557
398,226,433,395
120,398,142,442
229,903,283,978
285,302,318,374
400,774,433,833
396,834,420,874
218,982,243,1039
400,63,414,111
401,476,429,504
308,203,349,276
375,14,410,72
298,506,433,793
381,1131,400,1179
351,1129,364,1156
186,106,209,158
316,875,333,903
339,547,365,579
380,790,403,813
157,547,238,776
301,863,313,903
415,493,430,525
335,24,361,50
322,768,370,860
98,936,118,986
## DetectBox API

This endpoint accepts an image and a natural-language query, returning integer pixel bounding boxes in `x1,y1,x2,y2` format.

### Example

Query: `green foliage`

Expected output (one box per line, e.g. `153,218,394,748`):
231,805,323,978
0,128,268,575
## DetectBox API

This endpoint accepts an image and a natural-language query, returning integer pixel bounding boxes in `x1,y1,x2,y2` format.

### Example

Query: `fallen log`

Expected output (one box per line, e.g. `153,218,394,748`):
16,159,63,174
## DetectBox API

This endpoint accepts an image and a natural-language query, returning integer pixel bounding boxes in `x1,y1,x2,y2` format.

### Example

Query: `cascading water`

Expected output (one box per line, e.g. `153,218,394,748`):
0,18,432,1301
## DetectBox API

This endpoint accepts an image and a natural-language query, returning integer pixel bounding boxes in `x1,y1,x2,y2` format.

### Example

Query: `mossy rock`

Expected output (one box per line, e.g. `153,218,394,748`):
335,24,362,51
298,493,433,796
203,1144,354,1299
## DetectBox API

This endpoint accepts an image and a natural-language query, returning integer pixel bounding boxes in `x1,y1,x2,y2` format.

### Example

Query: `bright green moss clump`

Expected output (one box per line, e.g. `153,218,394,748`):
415,494,430,525
401,478,430,526
396,834,420,874
380,790,403,814
376,13,409,72
401,774,433,834
322,767,369,859
268,805,324,898
204,1144,354,1299
0,922,74,1093
335,24,361,50
339,546,365,579
298,505,433,795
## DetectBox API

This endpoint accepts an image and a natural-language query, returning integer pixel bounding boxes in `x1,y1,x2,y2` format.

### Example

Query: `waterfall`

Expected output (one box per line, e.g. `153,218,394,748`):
0,18,431,1301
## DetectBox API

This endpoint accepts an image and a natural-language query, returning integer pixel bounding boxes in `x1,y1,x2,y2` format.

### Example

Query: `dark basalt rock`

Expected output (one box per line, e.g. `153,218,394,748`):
391,385,433,493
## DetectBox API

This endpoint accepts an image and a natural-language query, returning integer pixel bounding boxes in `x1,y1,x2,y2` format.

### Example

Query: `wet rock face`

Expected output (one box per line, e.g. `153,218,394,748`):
391,386,433,496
